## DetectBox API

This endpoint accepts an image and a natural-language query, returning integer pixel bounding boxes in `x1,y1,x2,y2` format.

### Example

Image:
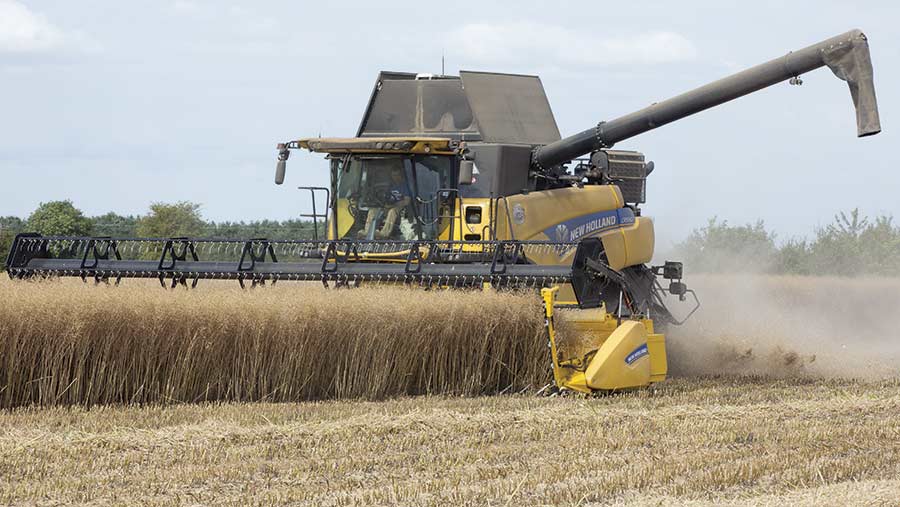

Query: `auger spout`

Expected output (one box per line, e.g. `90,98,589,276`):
532,29,881,170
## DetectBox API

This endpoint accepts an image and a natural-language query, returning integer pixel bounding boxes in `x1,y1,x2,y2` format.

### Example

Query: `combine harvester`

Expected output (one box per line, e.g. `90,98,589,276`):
6,30,880,394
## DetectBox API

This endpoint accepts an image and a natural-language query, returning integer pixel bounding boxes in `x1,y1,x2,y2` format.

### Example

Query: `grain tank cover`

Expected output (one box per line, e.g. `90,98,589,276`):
357,72,480,139
459,71,561,144
357,71,561,144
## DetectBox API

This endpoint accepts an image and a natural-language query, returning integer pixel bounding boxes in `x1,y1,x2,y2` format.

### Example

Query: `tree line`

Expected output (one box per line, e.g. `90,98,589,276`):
2,200,898,276
672,209,900,276
0,201,322,260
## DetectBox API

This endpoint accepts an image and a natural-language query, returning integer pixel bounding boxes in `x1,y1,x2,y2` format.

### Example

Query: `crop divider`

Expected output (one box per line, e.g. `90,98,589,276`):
320,240,363,287
490,241,524,276
403,241,426,285
5,233,44,279
158,238,200,288
79,237,122,285
237,239,278,288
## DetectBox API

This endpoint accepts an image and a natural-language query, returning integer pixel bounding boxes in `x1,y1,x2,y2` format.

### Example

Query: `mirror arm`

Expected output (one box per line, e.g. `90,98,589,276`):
275,142,293,185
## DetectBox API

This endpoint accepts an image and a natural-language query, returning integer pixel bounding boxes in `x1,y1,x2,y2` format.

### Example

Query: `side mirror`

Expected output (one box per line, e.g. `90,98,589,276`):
275,143,290,185
458,159,474,185
275,160,286,185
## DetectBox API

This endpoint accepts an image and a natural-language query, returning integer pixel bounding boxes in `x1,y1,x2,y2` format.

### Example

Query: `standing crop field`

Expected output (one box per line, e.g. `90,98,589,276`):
0,278,549,407
1,275,899,505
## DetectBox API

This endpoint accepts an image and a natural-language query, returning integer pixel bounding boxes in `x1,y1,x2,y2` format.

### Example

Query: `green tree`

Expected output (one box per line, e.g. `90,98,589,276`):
207,219,318,240
807,209,868,276
675,210,900,277
772,238,812,275
25,200,93,236
807,210,900,276
858,215,900,275
91,212,139,237
136,202,205,238
673,218,777,273
0,216,25,265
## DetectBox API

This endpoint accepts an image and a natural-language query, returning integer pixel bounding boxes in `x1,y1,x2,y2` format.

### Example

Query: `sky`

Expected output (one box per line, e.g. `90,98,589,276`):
0,0,897,247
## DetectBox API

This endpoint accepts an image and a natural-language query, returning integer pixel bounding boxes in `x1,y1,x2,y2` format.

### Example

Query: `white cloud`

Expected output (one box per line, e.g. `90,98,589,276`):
446,22,697,67
0,0,65,53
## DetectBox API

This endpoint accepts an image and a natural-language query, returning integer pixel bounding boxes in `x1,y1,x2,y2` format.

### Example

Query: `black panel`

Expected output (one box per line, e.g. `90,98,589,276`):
459,71,561,144
358,74,480,139
492,145,531,197
463,144,531,198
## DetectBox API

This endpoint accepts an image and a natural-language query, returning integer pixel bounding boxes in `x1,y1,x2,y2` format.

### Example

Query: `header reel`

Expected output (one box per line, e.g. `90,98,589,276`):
6,234,663,308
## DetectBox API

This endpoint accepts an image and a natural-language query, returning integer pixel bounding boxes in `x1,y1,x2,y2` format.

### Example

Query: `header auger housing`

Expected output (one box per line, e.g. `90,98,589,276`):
6,30,881,394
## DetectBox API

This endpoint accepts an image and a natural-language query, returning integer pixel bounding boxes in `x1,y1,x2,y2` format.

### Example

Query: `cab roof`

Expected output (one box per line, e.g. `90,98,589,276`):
297,137,457,155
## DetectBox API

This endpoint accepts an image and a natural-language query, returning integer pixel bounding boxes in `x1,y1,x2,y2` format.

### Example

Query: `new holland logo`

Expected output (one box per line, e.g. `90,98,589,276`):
542,208,634,246
625,343,649,365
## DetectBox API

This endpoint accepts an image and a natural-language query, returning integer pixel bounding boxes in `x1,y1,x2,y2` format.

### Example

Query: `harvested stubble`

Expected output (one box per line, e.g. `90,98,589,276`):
0,278,549,408
3,378,900,506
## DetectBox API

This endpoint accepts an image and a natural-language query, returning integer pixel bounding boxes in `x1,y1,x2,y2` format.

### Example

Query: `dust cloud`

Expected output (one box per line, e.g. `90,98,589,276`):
666,275,900,379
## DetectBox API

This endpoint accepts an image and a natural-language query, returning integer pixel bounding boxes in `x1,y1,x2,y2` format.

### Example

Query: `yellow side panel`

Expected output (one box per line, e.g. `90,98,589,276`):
491,186,624,270
333,198,355,239
601,217,655,271
625,217,655,266
602,231,626,270
442,198,493,248
647,332,667,383
498,186,624,241
585,321,651,390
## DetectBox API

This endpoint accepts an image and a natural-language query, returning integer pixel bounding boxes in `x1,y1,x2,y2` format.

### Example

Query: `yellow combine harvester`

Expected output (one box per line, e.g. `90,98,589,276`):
6,30,881,394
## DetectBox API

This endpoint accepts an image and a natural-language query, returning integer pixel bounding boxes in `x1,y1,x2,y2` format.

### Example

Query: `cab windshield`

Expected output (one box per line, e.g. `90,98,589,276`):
335,154,452,240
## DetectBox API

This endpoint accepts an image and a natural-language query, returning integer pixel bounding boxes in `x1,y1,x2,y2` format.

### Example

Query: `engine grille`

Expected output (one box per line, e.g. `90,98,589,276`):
605,150,647,204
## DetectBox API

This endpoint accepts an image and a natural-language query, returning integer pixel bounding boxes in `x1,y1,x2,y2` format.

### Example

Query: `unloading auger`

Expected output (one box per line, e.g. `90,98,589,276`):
6,30,881,393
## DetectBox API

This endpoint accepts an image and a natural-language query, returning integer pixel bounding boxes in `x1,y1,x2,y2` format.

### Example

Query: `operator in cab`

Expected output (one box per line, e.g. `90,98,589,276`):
361,166,411,239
